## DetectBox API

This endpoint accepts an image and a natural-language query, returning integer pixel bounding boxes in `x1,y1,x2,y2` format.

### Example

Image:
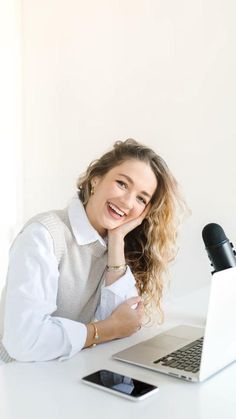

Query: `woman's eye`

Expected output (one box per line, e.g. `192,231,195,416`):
116,180,127,189
137,196,146,205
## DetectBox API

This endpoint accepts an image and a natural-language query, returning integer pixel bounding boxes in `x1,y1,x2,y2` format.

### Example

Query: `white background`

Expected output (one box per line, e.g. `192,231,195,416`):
1,0,236,298
0,0,22,293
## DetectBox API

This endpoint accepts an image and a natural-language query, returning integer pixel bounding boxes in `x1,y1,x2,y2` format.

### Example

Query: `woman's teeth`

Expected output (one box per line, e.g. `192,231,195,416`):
108,203,125,217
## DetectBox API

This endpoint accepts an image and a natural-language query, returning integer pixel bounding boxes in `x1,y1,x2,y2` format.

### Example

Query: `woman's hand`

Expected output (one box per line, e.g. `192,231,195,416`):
108,203,150,241
110,296,144,338
84,296,144,348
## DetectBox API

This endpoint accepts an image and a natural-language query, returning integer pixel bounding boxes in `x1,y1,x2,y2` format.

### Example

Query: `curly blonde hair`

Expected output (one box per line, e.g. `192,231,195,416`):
77,139,187,322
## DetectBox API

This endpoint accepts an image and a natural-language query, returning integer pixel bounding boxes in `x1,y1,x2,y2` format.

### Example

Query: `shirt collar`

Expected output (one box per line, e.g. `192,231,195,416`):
68,195,107,247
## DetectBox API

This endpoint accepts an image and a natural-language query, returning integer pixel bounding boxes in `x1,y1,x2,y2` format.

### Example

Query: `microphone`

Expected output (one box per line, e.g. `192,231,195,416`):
202,223,236,274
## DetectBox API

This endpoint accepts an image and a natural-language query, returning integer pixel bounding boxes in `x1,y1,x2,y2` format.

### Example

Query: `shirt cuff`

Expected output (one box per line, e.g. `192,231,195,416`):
54,317,87,361
103,266,137,296
95,266,139,320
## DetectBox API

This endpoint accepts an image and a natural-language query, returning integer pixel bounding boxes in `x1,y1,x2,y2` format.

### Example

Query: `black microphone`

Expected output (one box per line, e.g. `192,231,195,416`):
202,223,236,274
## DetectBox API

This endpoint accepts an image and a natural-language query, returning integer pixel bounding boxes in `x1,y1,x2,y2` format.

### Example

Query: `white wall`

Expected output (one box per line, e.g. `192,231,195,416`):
21,0,236,297
0,0,23,291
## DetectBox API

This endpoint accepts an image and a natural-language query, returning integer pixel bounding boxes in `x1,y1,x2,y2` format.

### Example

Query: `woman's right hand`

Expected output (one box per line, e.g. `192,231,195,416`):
84,296,144,348
110,296,144,338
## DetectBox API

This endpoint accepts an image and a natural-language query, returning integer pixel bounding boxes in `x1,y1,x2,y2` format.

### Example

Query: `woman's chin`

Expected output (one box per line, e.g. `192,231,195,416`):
102,216,123,231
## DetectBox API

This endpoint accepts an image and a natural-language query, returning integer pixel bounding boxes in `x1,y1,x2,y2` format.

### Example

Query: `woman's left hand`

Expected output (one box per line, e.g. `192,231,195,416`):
108,203,150,240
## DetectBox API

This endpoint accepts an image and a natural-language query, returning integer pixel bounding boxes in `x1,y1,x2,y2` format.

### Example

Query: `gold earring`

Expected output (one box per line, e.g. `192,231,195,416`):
91,186,95,195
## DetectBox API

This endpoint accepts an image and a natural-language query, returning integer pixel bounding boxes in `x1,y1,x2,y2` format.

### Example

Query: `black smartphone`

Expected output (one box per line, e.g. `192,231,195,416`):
81,369,159,401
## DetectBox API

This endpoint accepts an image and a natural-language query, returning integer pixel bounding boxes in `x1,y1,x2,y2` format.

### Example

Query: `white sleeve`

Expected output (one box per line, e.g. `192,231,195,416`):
2,222,87,362
95,266,139,320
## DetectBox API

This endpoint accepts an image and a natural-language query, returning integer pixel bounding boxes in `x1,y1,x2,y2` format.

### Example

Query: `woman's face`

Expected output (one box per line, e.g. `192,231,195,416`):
85,159,157,237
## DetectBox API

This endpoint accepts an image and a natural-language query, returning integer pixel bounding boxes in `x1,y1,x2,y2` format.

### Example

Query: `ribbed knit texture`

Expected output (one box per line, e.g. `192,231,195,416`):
0,208,107,362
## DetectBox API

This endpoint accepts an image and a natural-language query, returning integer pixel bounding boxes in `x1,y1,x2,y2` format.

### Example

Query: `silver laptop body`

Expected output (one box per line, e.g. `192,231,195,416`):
113,267,236,382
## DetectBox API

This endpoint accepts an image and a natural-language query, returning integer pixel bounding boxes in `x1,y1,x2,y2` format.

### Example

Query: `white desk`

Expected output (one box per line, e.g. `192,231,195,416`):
1,287,236,419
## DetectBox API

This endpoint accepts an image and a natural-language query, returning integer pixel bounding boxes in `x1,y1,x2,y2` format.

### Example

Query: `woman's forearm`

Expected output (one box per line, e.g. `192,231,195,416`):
105,233,126,286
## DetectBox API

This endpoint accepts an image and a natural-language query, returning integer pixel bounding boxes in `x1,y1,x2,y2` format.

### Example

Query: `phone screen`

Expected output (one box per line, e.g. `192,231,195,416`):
82,370,158,399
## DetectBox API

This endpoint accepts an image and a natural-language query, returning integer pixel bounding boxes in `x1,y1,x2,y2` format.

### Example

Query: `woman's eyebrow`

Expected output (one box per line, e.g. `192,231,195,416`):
117,173,151,198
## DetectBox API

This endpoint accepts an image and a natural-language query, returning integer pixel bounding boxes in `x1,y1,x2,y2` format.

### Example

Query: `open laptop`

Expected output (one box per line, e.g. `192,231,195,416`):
113,267,236,382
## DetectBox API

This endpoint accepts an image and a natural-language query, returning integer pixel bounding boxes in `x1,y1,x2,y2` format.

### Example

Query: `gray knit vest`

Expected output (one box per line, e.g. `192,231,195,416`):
0,208,107,362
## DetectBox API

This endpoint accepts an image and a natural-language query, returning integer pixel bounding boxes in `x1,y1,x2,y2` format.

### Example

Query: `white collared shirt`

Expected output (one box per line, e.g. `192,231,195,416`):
2,196,138,362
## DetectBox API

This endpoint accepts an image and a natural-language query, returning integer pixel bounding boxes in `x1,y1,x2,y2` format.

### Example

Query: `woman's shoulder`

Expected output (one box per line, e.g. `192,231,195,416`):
11,210,68,264
24,208,67,228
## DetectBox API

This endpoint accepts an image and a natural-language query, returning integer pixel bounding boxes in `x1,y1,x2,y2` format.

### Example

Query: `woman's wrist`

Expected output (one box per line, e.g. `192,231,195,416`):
84,317,116,348
106,263,127,272
106,231,127,285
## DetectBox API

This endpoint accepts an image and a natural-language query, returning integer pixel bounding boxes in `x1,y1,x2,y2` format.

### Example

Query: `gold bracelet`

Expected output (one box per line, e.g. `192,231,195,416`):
90,322,99,347
106,264,127,272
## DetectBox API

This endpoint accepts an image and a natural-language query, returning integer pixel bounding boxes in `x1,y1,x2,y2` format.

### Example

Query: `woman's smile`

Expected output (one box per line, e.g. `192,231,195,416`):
107,202,126,220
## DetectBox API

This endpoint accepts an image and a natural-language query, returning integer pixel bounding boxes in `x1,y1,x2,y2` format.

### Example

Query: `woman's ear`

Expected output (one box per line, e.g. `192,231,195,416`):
91,175,102,189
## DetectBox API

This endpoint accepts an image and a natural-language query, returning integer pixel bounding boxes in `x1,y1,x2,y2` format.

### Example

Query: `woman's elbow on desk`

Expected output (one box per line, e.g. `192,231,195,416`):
2,320,72,362
2,334,71,362
2,336,38,362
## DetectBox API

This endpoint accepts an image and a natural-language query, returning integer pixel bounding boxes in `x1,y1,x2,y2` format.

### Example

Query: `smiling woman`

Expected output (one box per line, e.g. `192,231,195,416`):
77,139,187,319
0,139,187,363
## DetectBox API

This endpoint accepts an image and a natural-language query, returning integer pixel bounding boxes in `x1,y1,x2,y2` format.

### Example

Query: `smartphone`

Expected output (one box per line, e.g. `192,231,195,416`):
81,369,159,401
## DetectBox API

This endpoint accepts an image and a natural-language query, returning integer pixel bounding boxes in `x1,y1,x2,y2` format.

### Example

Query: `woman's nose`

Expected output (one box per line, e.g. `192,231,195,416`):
121,193,134,211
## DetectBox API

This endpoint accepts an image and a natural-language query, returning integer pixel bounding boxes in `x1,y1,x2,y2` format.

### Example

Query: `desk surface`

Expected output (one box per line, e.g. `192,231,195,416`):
1,287,236,419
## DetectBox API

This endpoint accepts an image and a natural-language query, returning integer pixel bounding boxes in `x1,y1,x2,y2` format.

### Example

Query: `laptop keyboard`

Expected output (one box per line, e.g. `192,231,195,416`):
153,337,204,374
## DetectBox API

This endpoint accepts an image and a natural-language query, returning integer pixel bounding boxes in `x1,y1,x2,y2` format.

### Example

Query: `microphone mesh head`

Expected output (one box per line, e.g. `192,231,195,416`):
202,223,227,247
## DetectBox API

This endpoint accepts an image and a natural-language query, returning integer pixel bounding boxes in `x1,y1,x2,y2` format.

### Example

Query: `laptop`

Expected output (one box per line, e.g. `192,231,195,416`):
113,267,236,382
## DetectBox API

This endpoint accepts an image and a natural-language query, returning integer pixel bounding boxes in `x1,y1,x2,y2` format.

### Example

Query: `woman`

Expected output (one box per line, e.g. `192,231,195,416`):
0,139,185,362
